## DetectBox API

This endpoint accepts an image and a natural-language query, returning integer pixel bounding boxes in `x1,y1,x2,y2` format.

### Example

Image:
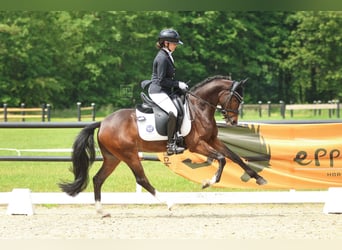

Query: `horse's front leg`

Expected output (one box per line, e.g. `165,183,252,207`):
191,140,227,189
202,153,226,189
212,139,267,186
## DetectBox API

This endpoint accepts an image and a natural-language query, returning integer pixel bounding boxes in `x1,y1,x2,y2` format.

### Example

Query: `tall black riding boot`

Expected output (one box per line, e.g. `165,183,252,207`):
166,112,185,155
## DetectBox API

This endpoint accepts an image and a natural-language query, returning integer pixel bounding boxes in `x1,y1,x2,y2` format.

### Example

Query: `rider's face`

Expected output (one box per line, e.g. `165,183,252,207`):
167,42,178,52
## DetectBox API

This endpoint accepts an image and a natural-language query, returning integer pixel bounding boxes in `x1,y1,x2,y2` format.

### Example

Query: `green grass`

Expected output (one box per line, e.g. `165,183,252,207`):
0,160,211,193
0,128,238,193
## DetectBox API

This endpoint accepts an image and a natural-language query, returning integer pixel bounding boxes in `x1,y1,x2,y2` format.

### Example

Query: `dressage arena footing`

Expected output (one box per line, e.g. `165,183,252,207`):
1,188,342,215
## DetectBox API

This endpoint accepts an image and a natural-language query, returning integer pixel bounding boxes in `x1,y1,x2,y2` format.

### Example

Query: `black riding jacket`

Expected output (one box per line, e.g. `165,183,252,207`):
149,49,179,95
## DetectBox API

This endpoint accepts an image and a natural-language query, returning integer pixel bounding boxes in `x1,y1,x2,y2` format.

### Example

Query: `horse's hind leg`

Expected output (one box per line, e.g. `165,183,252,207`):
125,156,174,210
93,153,121,217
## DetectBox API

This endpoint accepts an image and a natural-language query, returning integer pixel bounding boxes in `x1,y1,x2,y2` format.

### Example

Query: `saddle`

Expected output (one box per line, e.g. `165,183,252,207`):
136,92,185,136
135,80,191,142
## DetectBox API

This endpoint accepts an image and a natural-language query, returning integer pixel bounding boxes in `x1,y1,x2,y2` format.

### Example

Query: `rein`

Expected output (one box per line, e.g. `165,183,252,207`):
185,81,243,122
185,90,219,111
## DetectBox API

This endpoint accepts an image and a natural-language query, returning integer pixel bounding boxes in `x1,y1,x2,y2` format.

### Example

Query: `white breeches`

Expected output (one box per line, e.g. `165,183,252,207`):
149,92,178,117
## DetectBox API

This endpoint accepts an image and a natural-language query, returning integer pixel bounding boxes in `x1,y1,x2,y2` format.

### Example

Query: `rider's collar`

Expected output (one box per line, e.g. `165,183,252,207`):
162,47,172,54
162,48,174,63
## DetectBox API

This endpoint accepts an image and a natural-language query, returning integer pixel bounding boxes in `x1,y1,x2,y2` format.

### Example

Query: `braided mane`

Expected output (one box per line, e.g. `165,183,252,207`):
190,75,231,91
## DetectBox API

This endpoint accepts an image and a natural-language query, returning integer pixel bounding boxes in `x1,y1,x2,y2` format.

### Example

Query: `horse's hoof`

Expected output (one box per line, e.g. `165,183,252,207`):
240,172,251,182
256,177,267,185
97,208,111,218
101,213,111,218
202,180,210,189
167,201,174,211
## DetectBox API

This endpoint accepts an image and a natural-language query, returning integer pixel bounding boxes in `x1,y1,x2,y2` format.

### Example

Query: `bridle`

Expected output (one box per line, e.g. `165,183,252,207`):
219,81,243,124
186,80,244,124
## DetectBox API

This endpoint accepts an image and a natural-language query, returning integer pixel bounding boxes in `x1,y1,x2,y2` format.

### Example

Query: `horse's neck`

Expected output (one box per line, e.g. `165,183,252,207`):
190,81,231,117
189,89,217,117
193,85,221,106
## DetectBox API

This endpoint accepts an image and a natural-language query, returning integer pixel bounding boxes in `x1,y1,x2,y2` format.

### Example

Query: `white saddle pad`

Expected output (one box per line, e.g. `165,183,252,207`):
136,102,191,141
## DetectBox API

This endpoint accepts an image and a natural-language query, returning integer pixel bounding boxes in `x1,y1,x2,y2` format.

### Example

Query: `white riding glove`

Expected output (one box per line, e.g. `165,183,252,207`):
178,81,188,90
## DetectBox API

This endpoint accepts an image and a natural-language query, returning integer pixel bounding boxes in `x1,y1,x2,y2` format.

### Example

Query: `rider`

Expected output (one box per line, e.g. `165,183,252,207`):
148,28,188,155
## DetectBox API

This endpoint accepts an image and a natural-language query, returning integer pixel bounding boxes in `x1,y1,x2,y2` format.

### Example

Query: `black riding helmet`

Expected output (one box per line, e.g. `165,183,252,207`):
158,29,183,45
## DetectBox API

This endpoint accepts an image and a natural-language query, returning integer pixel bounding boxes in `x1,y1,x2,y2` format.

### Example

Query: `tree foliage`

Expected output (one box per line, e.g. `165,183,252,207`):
0,11,341,108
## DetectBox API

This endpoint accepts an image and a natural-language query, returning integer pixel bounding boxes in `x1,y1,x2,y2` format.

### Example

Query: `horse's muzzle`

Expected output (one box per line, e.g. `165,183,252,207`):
224,117,238,126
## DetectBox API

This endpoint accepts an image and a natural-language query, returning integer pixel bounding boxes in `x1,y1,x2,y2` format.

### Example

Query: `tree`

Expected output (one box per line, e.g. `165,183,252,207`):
1,11,341,109
282,11,342,103
0,12,69,106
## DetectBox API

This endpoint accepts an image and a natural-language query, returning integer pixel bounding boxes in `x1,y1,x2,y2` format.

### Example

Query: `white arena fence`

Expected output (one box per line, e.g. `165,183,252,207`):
0,190,331,205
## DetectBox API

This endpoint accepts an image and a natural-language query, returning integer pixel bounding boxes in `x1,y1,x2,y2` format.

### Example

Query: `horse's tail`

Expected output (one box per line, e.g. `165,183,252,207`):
59,121,101,196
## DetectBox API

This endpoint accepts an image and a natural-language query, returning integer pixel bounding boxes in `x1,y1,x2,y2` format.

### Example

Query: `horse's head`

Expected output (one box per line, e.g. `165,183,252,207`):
189,76,246,126
218,79,246,126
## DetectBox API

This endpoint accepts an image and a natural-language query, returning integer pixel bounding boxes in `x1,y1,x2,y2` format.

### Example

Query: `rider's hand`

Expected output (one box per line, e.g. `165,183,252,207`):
178,81,188,90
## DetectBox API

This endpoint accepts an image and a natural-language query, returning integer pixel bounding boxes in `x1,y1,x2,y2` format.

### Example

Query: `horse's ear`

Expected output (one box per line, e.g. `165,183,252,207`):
240,78,248,86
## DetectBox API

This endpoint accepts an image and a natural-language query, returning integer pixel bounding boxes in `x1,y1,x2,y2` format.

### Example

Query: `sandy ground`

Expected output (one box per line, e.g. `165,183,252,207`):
0,203,341,240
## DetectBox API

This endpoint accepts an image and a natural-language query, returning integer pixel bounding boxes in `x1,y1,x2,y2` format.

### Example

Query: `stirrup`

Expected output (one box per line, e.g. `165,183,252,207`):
166,143,185,156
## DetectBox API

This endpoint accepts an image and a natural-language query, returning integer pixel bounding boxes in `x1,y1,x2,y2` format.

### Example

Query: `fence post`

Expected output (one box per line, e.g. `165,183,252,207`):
21,103,25,122
3,103,7,122
317,100,322,116
46,104,51,122
328,101,332,118
240,101,244,118
77,102,81,121
258,101,262,118
337,100,340,118
41,104,46,122
267,101,271,117
91,103,96,121
280,100,285,119
290,101,294,118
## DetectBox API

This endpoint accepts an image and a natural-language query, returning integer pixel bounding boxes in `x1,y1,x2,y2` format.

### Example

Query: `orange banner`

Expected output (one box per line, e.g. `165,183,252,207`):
158,123,342,189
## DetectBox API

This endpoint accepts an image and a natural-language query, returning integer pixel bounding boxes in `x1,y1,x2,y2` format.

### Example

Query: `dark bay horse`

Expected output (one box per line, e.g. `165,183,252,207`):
59,75,267,215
